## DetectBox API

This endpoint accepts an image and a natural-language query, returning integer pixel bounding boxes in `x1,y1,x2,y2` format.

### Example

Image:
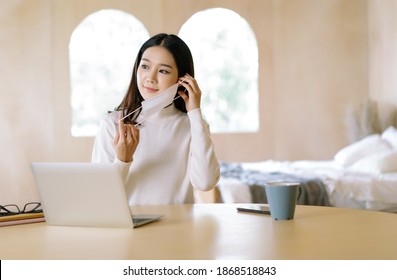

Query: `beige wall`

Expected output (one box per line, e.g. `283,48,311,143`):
368,0,397,125
272,0,369,159
1,0,395,205
1,0,54,205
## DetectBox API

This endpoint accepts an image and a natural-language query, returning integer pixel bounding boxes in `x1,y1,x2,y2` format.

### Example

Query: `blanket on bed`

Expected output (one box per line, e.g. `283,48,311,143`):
220,161,330,206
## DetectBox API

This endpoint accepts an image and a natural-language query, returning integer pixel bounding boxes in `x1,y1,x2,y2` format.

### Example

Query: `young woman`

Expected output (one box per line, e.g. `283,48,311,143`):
92,33,220,205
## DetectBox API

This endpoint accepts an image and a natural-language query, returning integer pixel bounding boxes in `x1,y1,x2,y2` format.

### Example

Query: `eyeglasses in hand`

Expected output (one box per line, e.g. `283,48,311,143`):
0,202,43,216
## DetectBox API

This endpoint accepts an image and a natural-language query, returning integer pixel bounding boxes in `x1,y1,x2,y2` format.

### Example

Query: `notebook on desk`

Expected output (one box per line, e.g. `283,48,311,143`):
31,162,163,228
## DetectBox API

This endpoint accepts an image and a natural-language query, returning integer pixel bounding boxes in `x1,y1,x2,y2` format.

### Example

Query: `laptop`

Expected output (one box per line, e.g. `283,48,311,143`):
31,162,163,228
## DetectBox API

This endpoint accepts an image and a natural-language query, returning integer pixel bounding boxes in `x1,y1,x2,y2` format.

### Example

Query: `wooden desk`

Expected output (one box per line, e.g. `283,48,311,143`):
1,204,397,259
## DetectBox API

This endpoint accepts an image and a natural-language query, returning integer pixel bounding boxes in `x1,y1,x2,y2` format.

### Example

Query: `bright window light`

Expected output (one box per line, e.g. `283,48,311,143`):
69,9,149,137
179,8,259,133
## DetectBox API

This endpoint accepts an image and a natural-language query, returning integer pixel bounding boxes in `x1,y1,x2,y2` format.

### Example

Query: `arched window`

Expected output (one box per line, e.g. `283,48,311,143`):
69,9,149,136
179,8,259,133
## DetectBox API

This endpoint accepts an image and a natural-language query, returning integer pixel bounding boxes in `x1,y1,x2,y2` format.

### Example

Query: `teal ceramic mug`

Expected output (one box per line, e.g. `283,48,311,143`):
264,182,302,220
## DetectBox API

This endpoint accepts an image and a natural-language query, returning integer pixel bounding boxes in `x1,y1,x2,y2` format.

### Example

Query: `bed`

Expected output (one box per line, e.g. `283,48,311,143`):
217,126,397,213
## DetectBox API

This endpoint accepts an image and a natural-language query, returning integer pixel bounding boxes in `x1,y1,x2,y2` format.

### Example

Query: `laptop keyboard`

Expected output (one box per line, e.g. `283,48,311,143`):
132,217,153,224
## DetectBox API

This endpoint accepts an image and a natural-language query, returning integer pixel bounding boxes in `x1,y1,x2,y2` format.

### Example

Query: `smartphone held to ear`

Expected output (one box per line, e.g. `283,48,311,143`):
237,205,271,215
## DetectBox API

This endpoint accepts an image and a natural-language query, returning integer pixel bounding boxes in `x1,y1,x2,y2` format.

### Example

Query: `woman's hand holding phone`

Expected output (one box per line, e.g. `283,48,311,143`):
178,74,201,112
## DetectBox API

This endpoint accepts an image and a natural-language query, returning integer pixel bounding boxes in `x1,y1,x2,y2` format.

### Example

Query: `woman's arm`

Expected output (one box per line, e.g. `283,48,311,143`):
188,108,220,191
178,74,220,191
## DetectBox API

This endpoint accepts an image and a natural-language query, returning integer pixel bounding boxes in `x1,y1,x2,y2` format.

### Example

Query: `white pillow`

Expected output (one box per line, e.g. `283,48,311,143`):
334,134,392,167
349,153,382,173
350,150,397,174
378,150,397,173
381,126,397,149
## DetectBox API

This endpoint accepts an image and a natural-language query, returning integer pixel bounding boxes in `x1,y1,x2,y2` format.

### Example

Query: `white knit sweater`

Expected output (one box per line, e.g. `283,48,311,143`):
91,105,220,205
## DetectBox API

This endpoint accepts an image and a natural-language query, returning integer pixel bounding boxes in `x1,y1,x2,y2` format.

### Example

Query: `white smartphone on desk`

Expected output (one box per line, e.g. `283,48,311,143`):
237,205,271,215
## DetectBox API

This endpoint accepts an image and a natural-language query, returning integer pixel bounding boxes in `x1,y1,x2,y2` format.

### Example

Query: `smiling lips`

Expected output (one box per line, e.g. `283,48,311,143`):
144,86,159,93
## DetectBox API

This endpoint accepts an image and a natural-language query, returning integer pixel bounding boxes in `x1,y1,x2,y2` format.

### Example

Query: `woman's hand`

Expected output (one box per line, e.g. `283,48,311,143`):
114,114,140,163
178,74,201,112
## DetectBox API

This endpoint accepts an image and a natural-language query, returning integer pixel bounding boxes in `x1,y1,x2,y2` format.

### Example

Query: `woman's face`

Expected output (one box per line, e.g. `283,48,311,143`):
137,46,179,100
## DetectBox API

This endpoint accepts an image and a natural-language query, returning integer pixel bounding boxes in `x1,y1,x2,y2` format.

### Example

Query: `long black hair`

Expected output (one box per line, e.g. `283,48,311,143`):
115,33,195,123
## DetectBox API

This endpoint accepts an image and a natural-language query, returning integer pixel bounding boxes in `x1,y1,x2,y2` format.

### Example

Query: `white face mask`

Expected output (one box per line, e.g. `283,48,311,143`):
120,82,180,126
140,83,179,119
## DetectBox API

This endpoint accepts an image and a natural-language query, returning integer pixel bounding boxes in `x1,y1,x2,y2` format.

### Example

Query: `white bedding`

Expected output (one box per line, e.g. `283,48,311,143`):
218,159,397,212
219,129,397,212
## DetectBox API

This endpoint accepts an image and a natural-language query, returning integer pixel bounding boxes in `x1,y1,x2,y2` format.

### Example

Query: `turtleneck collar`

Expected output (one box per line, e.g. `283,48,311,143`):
141,103,182,123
